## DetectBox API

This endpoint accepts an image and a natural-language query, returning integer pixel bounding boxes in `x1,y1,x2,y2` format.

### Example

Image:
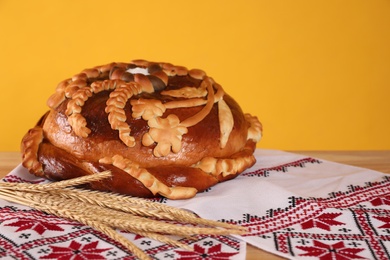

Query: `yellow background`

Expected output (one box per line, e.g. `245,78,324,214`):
1,0,389,152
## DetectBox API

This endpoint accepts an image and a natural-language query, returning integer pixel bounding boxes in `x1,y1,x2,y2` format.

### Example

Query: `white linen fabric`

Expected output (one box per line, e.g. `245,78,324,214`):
1,149,389,259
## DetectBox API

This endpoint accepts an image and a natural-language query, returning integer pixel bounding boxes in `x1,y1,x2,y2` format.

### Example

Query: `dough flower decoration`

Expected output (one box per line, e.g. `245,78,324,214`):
130,98,166,120
142,114,188,157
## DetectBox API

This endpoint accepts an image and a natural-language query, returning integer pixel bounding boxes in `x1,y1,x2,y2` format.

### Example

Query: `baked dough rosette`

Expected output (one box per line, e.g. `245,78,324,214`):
21,60,262,199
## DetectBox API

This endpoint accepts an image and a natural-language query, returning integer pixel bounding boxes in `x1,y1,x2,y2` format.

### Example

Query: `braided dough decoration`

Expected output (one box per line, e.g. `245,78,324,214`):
21,60,262,199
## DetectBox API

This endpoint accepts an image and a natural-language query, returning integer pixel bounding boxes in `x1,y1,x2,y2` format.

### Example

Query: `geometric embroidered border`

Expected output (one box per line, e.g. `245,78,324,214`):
0,205,244,259
2,150,389,260
224,176,390,259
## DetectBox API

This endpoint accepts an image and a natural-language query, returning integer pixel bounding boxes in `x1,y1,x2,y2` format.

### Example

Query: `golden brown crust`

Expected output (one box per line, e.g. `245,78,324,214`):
21,126,44,176
21,60,262,199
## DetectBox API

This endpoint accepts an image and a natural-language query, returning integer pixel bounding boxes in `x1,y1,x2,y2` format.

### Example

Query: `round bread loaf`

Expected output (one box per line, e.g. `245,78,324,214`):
21,60,262,199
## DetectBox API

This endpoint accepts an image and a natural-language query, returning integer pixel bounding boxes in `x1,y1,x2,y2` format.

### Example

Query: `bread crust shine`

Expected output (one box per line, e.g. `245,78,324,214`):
21,60,262,199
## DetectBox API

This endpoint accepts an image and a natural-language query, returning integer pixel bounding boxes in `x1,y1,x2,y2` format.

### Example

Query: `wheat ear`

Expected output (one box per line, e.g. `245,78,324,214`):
0,171,246,259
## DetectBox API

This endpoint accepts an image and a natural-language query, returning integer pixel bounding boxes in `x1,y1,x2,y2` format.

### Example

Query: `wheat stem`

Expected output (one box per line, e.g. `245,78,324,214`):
0,171,246,259
46,187,245,231
0,171,112,191
38,205,151,260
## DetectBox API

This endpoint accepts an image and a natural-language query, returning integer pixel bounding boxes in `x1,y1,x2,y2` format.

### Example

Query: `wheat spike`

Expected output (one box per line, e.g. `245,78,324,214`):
0,171,246,259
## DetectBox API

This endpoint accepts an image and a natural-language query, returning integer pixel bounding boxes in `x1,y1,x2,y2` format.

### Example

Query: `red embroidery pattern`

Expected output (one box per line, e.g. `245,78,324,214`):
242,157,321,177
2,154,389,259
2,175,45,184
41,241,111,260
371,195,390,206
374,216,390,229
5,218,64,235
175,244,238,260
0,207,242,259
301,213,344,231
297,240,365,259
224,177,390,259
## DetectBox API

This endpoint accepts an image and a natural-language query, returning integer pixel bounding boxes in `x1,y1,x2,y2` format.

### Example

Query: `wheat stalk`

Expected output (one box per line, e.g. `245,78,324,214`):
0,171,112,191
0,177,244,231
40,206,150,260
0,171,246,259
15,190,244,237
46,187,245,231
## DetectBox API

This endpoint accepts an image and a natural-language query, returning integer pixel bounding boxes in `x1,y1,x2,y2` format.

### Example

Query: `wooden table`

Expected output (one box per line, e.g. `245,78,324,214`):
1,151,389,259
